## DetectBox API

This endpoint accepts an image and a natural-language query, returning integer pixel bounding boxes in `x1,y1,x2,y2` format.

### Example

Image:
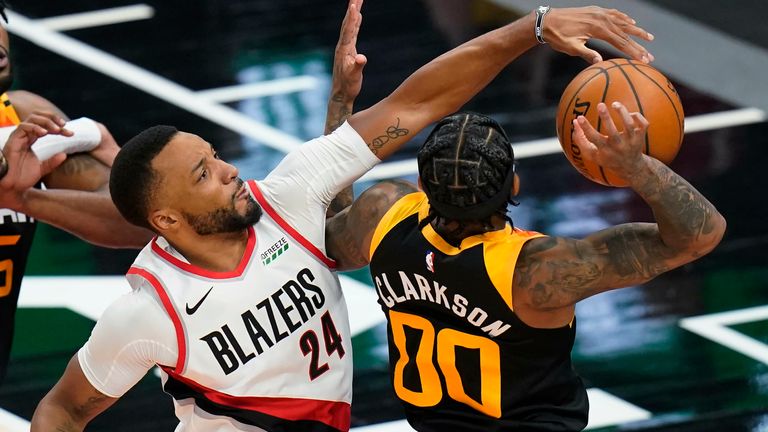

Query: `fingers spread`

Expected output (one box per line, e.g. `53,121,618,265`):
575,115,604,145
613,102,636,135
572,118,598,156
598,102,620,140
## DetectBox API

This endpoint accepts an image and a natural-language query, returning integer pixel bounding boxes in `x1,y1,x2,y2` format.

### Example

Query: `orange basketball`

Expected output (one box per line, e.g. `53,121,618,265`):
555,58,684,187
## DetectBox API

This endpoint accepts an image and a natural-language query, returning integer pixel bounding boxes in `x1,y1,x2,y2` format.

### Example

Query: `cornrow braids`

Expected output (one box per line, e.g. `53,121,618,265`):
417,112,517,224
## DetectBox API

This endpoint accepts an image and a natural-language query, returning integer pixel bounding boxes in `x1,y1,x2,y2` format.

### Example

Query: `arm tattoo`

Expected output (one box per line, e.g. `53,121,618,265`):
327,180,417,269
325,93,352,135
325,93,354,216
515,158,724,310
74,393,110,419
517,237,602,309
631,158,721,250
368,118,409,155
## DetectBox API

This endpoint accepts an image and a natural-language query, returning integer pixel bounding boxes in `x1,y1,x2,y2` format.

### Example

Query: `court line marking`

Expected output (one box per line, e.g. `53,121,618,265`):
680,305,768,365
35,4,155,31
197,76,321,103
7,10,302,154
0,408,30,432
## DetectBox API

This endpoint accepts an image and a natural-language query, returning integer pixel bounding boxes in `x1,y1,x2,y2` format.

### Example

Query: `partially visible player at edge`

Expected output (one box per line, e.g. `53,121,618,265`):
0,1,155,386
31,2,655,431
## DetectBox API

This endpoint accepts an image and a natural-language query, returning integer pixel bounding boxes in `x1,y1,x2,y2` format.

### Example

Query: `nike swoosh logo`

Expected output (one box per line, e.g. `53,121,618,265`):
185,287,213,315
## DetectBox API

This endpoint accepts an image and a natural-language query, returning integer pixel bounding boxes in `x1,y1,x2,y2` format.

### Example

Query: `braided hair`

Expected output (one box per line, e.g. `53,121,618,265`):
417,112,516,232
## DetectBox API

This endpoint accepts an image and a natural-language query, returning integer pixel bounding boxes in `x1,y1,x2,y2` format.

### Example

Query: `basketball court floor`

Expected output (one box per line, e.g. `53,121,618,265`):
2,0,767,430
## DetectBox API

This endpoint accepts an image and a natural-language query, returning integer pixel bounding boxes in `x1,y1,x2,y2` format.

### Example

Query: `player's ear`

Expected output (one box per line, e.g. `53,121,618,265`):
150,209,180,233
510,173,520,197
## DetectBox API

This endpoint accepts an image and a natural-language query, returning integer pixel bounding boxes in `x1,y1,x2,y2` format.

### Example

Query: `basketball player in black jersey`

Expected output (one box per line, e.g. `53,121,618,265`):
0,3,158,385
327,108,725,430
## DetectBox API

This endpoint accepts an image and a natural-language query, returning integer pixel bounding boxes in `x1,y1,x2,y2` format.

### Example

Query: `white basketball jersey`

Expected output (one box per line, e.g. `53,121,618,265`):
127,181,352,432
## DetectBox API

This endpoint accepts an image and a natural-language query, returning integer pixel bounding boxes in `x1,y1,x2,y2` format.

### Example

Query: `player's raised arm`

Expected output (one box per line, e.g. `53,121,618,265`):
325,0,368,217
347,4,654,160
512,103,726,321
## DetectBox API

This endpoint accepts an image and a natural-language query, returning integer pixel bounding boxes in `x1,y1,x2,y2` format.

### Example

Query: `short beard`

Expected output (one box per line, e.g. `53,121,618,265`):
182,194,262,236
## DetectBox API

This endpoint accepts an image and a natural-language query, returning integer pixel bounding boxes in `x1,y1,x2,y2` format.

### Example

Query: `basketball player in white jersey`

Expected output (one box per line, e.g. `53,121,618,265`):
31,2,655,431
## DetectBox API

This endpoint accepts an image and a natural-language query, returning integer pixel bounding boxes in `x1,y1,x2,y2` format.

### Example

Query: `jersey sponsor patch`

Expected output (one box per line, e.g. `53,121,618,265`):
261,236,289,266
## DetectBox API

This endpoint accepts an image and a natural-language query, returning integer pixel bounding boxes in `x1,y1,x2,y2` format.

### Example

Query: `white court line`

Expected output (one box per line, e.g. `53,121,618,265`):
198,76,321,103
6,11,302,154
350,388,650,431
36,4,155,31
680,305,768,365
684,107,767,134
361,107,767,181
0,408,29,432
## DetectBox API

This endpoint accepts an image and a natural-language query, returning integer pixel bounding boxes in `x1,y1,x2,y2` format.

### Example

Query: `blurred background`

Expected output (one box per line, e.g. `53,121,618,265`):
2,0,768,430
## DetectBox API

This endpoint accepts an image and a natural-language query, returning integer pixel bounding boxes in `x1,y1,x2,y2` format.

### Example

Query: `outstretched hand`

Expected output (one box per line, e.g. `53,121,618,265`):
332,0,367,103
572,101,649,183
0,112,71,208
545,6,654,64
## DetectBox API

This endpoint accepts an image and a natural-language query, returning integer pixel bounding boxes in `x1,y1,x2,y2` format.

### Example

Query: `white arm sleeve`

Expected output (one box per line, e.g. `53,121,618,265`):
77,287,177,398
258,121,380,246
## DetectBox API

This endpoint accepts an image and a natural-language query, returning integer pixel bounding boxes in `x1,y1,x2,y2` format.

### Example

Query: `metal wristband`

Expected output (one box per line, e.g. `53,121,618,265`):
535,5,551,44
0,149,7,179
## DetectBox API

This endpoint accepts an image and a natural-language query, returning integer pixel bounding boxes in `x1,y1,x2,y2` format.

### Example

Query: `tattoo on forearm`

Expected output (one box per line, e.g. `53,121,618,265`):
325,103,352,135
633,159,719,247
63,391,109,426
369,118,409,155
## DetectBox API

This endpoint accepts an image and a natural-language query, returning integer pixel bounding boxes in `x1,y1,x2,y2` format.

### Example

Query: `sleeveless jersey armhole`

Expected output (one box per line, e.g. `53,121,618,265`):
483,229,546,311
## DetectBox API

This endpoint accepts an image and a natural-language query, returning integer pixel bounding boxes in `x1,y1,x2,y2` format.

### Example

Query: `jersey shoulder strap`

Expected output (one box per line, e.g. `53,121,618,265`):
369,191,425,259
483,228,546,311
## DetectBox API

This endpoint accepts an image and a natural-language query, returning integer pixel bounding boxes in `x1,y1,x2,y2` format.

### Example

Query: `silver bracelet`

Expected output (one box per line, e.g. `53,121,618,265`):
535,5,551,44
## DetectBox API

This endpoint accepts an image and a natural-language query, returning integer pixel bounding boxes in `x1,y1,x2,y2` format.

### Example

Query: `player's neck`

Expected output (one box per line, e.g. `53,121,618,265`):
168,229,250,273
431,215,507,247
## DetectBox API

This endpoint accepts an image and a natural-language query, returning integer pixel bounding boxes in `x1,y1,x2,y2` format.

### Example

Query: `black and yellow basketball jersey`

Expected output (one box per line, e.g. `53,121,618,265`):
368,192,588,431
0,93,36,384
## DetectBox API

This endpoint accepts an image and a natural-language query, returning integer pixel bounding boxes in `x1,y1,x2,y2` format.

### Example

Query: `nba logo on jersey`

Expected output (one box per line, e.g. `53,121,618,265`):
425,251,435,273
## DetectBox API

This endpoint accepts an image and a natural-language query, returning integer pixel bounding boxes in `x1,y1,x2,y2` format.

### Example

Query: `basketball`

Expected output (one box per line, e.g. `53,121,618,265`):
555,58,684,187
